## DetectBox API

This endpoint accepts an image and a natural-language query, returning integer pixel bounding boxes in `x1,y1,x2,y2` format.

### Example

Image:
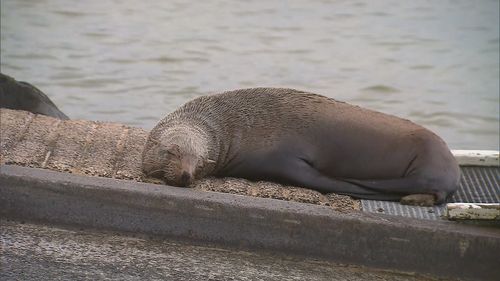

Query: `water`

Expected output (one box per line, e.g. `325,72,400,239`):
1,0,499,150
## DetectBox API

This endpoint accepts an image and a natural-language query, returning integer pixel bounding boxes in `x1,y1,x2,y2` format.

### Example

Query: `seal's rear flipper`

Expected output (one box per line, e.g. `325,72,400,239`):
400,194,436,206
343,178,451,204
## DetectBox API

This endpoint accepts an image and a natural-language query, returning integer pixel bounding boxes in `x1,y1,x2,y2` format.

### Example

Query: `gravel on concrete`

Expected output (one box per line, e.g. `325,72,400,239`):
0,108,359,212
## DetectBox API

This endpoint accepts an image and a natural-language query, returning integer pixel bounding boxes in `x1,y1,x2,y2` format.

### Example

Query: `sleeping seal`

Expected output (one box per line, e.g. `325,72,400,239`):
142,88,460,205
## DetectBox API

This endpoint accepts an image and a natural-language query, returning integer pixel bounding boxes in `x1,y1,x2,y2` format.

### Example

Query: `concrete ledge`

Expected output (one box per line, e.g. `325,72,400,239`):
1,165,499,281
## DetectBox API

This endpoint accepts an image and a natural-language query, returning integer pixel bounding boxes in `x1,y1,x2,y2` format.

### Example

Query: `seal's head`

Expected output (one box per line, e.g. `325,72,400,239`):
142,124,214,186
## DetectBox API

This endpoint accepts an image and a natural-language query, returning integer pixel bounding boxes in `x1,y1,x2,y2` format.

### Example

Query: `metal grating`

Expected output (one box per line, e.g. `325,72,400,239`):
361,166,500,220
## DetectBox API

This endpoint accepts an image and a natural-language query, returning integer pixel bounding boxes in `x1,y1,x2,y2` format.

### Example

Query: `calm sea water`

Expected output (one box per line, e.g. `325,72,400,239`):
1,0,499,149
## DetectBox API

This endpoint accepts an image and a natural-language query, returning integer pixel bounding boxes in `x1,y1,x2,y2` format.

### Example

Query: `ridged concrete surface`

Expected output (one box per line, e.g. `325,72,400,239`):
0,108,146,180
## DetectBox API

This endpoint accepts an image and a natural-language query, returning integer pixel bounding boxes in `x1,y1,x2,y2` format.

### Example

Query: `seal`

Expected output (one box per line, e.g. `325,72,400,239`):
142,88,460,205
0,73,69,119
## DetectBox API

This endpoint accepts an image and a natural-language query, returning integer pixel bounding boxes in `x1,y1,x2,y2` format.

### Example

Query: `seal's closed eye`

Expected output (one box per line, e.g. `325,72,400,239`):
164,144,181,158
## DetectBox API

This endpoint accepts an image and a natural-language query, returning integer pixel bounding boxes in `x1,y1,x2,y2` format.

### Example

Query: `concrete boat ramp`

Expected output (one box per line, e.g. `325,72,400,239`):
2,219,437,281
1,108,499,281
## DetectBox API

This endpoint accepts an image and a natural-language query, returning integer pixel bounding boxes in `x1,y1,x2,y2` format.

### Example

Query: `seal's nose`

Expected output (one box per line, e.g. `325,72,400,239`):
180,171,192,186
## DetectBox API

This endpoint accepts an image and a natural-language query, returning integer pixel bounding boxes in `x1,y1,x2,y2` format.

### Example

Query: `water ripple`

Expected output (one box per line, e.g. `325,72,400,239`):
361,85,401,94
9,53,58,60
51,10,87,17
59,78,122,89
146,56,209,64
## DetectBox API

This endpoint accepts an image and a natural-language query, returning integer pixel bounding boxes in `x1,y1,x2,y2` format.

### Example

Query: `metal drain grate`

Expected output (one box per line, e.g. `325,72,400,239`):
361,166,500,220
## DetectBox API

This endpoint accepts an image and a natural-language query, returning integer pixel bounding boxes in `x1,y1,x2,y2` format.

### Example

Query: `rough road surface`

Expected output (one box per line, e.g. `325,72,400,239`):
1,219,437,281
0,108,359,211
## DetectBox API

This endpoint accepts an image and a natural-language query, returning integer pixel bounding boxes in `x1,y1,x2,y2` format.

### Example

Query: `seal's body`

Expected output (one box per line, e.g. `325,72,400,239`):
143,88,460,205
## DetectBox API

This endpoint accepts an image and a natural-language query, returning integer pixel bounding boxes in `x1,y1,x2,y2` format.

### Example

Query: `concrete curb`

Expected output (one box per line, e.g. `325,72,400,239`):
1,165,499,281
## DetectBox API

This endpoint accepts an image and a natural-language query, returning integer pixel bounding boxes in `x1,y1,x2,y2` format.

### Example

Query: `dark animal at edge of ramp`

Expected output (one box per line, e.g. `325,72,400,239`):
0,73,69,120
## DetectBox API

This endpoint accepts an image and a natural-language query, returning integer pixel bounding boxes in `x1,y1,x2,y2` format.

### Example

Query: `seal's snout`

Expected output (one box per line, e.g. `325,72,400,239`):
180,171,192,186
